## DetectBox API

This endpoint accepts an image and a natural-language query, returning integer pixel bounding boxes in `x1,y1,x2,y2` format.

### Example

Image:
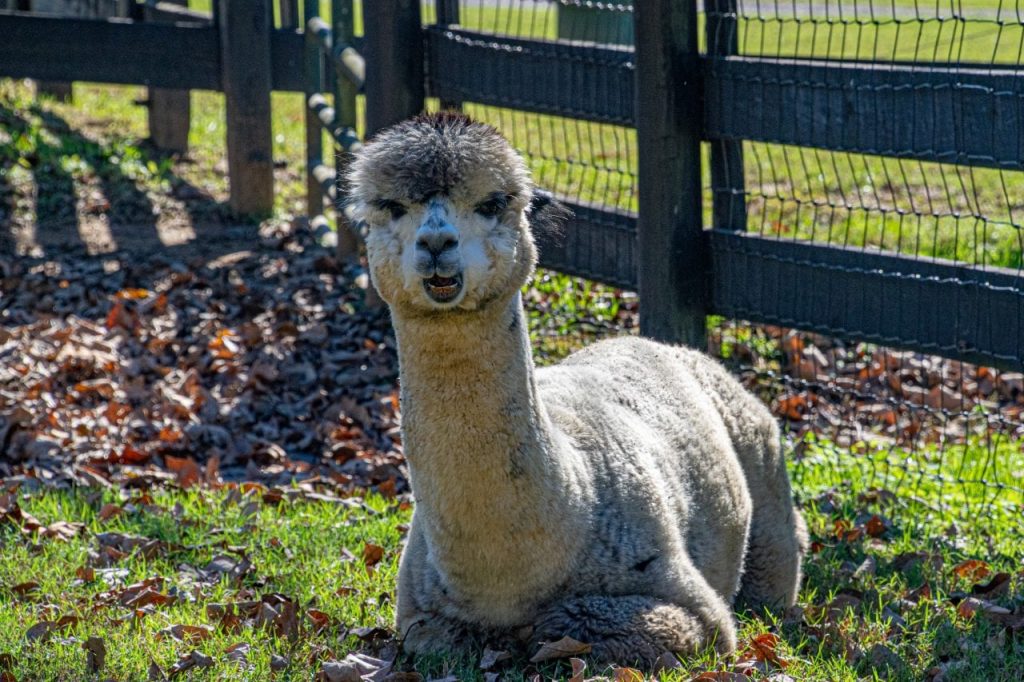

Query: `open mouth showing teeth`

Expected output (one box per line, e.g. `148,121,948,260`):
423,274,463,303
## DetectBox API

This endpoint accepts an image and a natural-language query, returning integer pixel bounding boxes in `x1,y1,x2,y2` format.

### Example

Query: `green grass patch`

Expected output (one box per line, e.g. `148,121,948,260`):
1,447,1022,680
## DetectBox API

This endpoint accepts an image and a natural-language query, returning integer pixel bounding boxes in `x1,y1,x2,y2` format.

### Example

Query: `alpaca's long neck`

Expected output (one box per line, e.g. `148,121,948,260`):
392,294,587,613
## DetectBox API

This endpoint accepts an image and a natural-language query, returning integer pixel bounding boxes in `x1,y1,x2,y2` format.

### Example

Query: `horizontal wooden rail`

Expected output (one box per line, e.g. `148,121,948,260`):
428,30,1024,172
0,11,306,92
269,28,305,91
426,26,635,126
535,199,638,290
710,230,1024,370
706,56,1024,171
0,11,221,89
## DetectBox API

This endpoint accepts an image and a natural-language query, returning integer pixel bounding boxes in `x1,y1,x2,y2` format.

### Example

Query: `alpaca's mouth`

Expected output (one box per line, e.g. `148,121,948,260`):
423,274,463,303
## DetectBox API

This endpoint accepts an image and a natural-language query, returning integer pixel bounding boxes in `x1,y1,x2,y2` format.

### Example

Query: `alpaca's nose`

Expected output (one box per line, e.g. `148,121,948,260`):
415,224,459,257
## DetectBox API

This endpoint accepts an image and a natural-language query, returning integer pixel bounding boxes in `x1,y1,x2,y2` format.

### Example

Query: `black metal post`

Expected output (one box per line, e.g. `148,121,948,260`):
634,0,706,348
364,0,425,137
435,0,461,110
219,0,275,215
706,0,747,232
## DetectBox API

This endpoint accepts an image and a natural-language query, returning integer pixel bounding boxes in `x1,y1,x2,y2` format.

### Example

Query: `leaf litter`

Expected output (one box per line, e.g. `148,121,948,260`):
0,220,404,497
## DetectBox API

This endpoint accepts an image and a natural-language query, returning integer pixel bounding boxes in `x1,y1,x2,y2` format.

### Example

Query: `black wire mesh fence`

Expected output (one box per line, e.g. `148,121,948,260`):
703,0,1023,556
426,0,1024,557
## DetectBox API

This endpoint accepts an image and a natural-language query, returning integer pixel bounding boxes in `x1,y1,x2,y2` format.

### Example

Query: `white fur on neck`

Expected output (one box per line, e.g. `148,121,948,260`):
392,292,593,624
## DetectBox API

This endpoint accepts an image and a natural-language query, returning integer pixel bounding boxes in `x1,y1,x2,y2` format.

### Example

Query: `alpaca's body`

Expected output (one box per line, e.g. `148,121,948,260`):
348,113,806,666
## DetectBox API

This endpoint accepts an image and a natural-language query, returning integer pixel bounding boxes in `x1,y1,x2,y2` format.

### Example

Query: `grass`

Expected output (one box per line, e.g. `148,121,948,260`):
0,451,1021,681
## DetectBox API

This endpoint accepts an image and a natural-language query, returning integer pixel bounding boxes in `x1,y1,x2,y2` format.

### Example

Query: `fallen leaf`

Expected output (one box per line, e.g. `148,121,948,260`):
276,600,300,641
479,648,511,670
864,515,887,538
98,503,124,521
40,521,85,541
952,559,991,581
307,608,332,633
569,657,587,682
529,636,592,663
319,661,362,682
168,651,214,678
350,625,391,644
971,572,1011,598
165,455,201,488
224,642,251,666
739,632,788,668
613,666,645,681
156,624,214,644
83,636,106,673
957,597,1012,619
362,542,385,567
25,622,55,642
12,581,39,596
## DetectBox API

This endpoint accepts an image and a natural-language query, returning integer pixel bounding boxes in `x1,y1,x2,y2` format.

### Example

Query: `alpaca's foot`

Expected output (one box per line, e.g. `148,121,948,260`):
532,594,736,668
398,611,480,656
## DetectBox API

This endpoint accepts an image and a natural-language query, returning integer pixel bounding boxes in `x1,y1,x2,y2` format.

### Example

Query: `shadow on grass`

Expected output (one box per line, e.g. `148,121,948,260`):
0,98,259,263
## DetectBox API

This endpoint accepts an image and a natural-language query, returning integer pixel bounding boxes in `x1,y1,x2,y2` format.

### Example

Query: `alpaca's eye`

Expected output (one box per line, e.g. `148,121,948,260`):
475,195,509,219
373,199,407,220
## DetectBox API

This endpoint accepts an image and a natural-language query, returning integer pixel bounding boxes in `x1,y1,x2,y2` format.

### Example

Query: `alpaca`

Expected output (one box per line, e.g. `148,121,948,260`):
347,113,807,667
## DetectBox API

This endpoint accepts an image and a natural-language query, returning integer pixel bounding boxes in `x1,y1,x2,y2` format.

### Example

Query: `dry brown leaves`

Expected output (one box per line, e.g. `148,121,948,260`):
529,636,592,663
734,329,1024,447
0,222,404,495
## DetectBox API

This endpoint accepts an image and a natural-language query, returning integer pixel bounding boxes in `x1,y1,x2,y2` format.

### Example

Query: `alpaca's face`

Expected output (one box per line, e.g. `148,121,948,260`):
349,114,538,314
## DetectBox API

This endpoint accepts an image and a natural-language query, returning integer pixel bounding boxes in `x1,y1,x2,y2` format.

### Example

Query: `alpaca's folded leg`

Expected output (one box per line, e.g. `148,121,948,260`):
532,594,736,668
737,429,809,610
737,502,807,610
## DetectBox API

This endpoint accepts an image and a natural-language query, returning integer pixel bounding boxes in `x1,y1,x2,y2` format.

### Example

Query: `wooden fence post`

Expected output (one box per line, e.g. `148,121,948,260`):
218,0,274,215
706,0,747,232
634,0,706,348
364,0,424,136
144,0,191,154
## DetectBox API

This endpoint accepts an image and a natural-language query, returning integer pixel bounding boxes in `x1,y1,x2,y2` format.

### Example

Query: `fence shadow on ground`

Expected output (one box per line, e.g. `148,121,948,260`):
0,101,258,263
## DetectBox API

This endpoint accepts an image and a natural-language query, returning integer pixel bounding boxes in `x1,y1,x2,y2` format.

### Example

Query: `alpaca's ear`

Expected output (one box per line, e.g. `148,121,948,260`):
528,189,572,236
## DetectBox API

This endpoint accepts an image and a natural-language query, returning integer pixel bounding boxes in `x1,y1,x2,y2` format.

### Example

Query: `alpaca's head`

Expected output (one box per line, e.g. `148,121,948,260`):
348,113,563,314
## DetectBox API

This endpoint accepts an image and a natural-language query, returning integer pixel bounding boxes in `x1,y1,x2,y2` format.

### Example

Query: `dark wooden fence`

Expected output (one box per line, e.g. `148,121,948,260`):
0,0,308,214
415,0,1023,373
2,1,1021,375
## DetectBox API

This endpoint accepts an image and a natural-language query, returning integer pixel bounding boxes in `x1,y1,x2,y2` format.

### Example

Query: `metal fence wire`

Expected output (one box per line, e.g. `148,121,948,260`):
703,0,1023,556
429,0,1024,557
